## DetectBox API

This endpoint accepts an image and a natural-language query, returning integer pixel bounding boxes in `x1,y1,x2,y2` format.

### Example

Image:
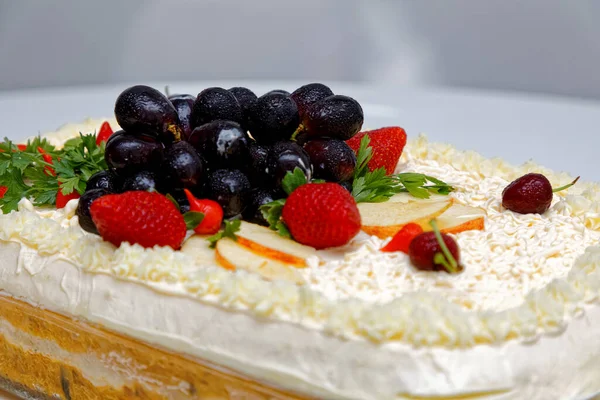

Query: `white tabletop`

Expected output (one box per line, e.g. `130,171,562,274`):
1,81,598,182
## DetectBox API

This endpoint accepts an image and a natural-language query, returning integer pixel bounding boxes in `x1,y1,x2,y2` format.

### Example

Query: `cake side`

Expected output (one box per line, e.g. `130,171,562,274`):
0,120,600,399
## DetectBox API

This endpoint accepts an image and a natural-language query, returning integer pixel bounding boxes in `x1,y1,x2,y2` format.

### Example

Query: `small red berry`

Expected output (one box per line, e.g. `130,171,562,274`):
184,189,223,235
381,223,424,253
282,183,361,249
409,231,460,273
96,121,114,145
90,191,187,249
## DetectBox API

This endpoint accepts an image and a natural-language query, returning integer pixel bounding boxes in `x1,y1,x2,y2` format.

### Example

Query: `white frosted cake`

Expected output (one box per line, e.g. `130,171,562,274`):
0,85,599,400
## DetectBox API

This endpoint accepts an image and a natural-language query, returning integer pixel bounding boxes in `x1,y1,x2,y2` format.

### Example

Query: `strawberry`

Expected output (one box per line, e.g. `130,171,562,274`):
184,189,223,235
0,186,7,199
96,121,114,145
346,126,407,175
282,183,361,249
381,223,423,253
90,191,187,249
56,185,81,209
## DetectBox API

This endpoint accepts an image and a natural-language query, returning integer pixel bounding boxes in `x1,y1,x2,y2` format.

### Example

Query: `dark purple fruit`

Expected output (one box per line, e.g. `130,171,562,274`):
86,170,118,193
247,143,272,185
228,87,257,129
268,141,312,189
291,83,334,119
247,92,300,143
188,120,249,170
121,170,162,192
104,132,164,176
76,188,109,234
266,89,290,96
191,87,243,129
162,141,204,189
303,138,356,182
114,85,182,143
340,180,353,193
303,95,363,140
168,94,195,140
502,173,553,214
409,232,461,273
242,188,276,226
205,169,251,218
168,189,191,214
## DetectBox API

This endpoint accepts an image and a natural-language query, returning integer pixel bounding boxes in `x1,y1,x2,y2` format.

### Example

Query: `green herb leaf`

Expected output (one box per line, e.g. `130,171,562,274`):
207,219,241,248
282,167,308,195
183,211,204,230
166,193,180,210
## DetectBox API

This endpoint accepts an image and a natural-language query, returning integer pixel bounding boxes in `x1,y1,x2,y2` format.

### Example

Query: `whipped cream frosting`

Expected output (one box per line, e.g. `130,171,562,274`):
1,119,599,399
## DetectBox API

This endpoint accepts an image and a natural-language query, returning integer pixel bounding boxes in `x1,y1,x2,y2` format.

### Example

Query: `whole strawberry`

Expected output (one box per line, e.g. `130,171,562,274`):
90,191,187,249
282,183,361,249
346,126,407,175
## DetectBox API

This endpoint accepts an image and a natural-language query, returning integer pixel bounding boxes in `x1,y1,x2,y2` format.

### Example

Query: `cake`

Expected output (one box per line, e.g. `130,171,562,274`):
0,84,599,400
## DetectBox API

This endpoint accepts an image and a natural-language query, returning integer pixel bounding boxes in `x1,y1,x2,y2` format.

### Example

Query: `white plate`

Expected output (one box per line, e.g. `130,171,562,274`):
1,81,599,180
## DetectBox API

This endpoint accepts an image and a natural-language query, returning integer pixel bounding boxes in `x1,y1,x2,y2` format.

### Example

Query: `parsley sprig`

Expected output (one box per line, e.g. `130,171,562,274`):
0,133,107,213
351,135,454,203
207,219,242,248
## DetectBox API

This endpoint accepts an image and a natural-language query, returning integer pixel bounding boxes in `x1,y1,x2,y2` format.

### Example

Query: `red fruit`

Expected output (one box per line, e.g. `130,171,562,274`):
90,191,187,249
0,186,7,198
282,183,361,249
96,121,114,145
346,126,407,175
17,144,27,151
502,173,579,214
381,223,424,253
56,186,81,209
409,231,460,273
184,189,223,235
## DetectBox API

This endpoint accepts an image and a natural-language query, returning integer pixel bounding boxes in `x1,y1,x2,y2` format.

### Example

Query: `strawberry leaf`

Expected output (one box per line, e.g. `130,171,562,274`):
165,193,180,210
183,211,204,230
259,199,292,239
207,219,241,248
282,167,308,195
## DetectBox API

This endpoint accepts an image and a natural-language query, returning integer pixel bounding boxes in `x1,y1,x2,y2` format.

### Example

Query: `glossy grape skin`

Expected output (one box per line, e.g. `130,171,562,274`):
268,141,312,190
162,141,204,189
121,170,162,192
76,188,109,234
168,189,191,214
114,85,182,143
188,120,249,170
303,95,363,140
205,169,251,218
191,87,243,129
242,188,276,226
340,179,353,193
86,170,118,193
265,89,290,96
303,138,356,182
228,87,257,129
168,94,195,140
247,142,272,186
291,83,334,119
247,92,300,144
104,132,164,176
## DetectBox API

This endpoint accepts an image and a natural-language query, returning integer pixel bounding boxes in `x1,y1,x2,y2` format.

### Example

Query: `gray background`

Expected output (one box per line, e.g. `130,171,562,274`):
1,0,600,100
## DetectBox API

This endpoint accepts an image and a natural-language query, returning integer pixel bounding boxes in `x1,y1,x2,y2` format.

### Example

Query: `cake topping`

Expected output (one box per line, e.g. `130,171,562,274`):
408,219,461,273
381,222,424,253
167,93,195,140
90,190,187,249
184,189,223,235
502,172,580,214
95,121,114,144
301,94,364,140
114,85,182,143
346,126,407,175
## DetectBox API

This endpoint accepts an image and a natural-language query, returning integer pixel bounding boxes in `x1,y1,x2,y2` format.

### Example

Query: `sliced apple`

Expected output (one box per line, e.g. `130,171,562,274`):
215,238,305,284
387,192,449,204
181,235,216,266
235,221,316,267
432,203,486,234
358,199,453,239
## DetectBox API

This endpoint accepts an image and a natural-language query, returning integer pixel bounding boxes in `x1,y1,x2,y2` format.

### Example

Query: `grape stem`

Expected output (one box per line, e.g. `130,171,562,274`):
552,176,580,193
164,85,171,98
430,219,458,274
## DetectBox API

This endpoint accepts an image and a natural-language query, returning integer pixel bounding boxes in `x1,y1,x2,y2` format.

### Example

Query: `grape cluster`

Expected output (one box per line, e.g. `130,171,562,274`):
78,83,363,233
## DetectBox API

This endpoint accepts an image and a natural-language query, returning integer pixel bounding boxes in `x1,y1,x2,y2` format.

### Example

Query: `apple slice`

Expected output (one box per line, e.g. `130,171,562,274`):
215,238,305,284
358,199,453,239
235,221,316,267
181,234,216,266
433,203,486,234
387,192,449,204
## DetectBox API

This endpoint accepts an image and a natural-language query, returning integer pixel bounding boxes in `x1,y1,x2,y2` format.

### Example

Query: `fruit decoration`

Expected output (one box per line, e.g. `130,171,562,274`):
409,220,461,273
381,223,424,253
184,189,223,235
191,87,243,129
168,94,195,140
346,127,407,175
502,173,580,214
95,121,114,145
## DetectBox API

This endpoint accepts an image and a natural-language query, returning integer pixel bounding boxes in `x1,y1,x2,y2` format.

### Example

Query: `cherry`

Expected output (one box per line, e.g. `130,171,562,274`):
502,173,579,214
408,221,461,273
